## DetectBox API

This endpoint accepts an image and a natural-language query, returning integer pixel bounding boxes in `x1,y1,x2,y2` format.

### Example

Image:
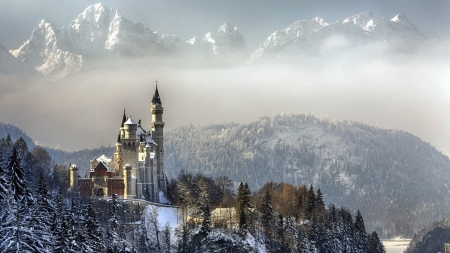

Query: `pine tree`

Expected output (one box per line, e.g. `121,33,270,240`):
84,198,106,252
143,186,152,201
238,205,247,238
260,191,274,242
0,148,52,253
14,137,28,160
316,188,325,215
275,213,288,252
107,193,121,252
200,203,211,235
341,208,355,253
6,148,29,202
162,223,172,253
137,216,149,253
0,164,8,199
354,209,369,253
237,182,252,238
306,185,316,220
368,231,385,253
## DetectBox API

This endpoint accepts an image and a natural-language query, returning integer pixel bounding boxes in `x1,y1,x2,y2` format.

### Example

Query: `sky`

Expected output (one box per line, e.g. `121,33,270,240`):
0,0,450,155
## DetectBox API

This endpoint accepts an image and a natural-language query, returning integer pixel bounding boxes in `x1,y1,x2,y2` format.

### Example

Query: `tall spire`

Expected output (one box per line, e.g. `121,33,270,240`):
121,109,127,127
152,81,162,105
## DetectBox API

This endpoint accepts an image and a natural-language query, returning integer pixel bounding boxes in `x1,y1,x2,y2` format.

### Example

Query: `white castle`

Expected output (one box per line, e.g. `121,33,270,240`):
69,85,167,202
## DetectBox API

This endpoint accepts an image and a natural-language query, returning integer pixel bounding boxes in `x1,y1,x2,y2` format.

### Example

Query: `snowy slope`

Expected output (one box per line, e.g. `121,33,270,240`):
165,113,450,237
249,12,427,63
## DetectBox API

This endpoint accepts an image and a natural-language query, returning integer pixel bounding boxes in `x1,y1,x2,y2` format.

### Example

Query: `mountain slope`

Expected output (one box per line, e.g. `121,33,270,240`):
249,12,427,63
164,113,450,237
405,214,450,253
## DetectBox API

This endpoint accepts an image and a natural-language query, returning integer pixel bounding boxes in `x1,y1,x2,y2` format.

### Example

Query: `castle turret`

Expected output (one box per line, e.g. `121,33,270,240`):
124,163,133,199
150,84,166,195
69,164,79,194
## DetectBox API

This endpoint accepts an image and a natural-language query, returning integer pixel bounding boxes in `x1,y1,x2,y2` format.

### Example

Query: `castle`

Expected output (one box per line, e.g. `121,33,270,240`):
69,85,167,202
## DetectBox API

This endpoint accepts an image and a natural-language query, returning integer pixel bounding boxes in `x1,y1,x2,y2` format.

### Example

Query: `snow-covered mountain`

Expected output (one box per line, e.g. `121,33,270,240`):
10,3,247,78
248,12,427,63
164,113,450,237
186,22,247,66
8,6,432,77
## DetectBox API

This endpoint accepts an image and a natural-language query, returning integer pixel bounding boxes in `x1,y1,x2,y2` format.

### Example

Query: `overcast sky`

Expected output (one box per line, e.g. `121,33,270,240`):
0,0,449,50
0,0,450,155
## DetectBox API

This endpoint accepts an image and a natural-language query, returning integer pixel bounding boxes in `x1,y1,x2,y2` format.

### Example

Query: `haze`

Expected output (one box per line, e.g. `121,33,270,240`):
0,1,449,157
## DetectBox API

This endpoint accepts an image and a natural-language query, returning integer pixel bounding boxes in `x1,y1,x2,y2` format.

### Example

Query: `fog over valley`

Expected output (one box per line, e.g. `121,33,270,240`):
1,41,449,155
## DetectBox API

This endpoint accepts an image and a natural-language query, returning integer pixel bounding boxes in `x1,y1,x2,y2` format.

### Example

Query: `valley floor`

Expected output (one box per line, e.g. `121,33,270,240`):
382,239,411,253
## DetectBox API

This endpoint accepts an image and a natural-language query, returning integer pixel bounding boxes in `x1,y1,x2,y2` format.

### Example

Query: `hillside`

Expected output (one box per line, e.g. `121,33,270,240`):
405,214,450,253
2,114,450,238
164,113,450,237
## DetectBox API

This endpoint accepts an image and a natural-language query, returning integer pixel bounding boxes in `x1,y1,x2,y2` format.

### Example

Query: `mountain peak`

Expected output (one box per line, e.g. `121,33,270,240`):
76,3,118,28
218,22,239,36
390,14,408,23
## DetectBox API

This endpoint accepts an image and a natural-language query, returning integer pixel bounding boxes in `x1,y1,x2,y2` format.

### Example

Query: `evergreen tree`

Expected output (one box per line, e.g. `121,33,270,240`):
260,191,274,242
6,148,29,202
107,193,121,252
143,186,152,201
238,206,247,238
84,198,106,252
0,164,8,199
162,223,172,253
368,231,385,253
316,188,325,215
14,137,28,160
237,182,252,238
354,209,369,253
306,185,316,219
137,216,150,253
0,148,52,252
200,203,211,235
341,209,355,253
275,213,288,252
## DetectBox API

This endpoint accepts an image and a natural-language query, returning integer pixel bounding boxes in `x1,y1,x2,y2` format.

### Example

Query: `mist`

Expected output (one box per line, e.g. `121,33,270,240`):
1,40,449,156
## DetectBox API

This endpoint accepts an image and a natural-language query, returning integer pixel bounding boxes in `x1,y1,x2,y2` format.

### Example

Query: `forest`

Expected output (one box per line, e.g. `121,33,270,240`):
0,134,385,252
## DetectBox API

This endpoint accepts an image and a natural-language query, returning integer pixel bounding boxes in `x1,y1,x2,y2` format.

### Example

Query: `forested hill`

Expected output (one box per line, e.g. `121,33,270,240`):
164,113,450,238
0,123,35,149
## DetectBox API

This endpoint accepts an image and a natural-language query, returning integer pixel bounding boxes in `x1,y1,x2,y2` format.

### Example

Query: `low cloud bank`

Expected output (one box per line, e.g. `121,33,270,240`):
1,41,449,156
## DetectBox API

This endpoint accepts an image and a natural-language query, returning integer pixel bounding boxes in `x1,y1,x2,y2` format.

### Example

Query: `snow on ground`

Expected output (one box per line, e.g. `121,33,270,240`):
143,203,181,244
382,238,411,253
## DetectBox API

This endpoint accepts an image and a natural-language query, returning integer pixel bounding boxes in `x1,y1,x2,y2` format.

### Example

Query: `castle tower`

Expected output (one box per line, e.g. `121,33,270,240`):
115,109,127,176
69,164,79,194
150,84,166,194
124,163,133,199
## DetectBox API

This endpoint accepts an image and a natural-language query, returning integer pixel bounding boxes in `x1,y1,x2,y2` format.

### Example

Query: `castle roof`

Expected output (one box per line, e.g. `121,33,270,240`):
124,117,137,125
152,84,162,105
136,125,146,136
146,135,157,146
96,154,112,163
121,109,127,127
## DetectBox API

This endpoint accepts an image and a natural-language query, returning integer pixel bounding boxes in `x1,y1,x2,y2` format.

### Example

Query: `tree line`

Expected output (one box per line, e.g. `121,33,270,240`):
166,172,386,253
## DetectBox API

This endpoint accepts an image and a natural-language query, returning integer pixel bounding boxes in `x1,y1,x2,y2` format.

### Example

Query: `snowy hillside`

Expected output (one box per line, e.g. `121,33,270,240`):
10,3,247,77
164,113,450,237
248,12,427,63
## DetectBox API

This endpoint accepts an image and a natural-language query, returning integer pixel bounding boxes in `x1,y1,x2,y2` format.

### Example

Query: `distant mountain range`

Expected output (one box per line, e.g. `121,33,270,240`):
1,3,434,78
